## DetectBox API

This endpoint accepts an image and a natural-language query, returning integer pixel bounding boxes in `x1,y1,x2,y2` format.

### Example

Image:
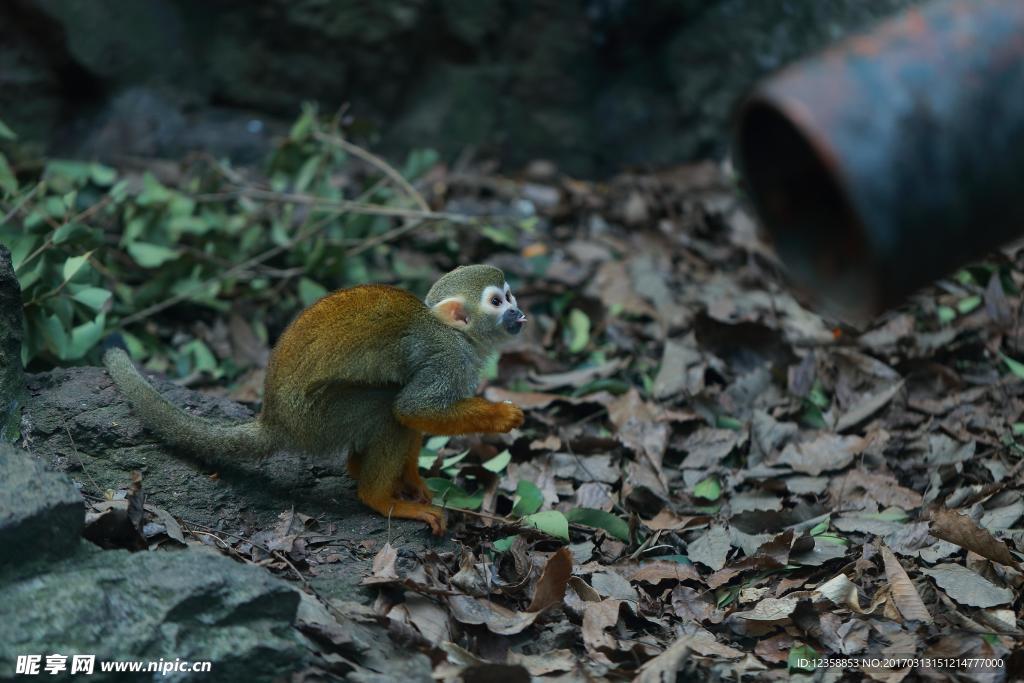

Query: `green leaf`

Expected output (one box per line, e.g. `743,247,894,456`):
0,153,16,195
137,172,172,206
480,225,517,247
957,295,981,315
1003,353,1024,380
70,286,112,311
290,104,317,141
492,535,518,552
127,242,180,268
565,507,629,541
814,533,848,545
693,477,721,501
9,233,39,272
523,510,569,541
66,313,107,360
512,480,544,516
45,160,92,187
716,415,743,430
62,252,92,283
121,331,146,359
41,313,68,360
937,305,956,324
89,163,117,186
428,478,483,510
294,154,321,193
809,516,830,536
567,308,590,353
298,277,328,307
182,339,218,373
787,644,818,672
1013,422,1024,436
425,435,450,451
483,450,511,473
808,385,829,409
440,451,469,473
0,118,16,140
52,222,88,245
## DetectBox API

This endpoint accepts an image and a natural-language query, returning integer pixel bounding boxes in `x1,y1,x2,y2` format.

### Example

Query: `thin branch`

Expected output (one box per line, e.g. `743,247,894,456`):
204,187,470,224
1,181,41,225
313,131,430,212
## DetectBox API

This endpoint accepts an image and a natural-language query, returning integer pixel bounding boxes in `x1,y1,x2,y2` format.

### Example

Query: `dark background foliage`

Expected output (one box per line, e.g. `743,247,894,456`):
3,0,918,176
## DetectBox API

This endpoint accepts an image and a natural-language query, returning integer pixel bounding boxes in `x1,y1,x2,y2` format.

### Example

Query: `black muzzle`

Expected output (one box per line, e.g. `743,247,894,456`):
502,308,527,334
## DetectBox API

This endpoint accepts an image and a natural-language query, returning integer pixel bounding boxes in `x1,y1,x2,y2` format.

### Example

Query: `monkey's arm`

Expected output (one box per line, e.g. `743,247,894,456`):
393,369,523,435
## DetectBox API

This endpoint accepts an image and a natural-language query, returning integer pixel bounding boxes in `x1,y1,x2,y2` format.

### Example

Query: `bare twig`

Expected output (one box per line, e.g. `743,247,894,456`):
313,131,430,212
196,187,468,224
1,181,41,225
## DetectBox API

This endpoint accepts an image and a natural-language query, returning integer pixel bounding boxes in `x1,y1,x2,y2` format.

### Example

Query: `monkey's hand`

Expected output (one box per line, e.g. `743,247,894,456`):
397,397,524,435
495,401,525,432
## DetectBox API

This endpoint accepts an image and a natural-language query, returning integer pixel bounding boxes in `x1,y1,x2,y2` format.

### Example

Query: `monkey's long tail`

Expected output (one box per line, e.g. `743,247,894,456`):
103,348,273,458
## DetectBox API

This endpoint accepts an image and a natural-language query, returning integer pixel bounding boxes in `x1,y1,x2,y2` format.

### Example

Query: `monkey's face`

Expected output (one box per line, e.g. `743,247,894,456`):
479,282,527,337
427,265,526,348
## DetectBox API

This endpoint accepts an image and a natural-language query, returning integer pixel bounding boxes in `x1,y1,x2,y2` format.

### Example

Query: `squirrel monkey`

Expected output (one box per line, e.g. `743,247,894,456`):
104,265,527,535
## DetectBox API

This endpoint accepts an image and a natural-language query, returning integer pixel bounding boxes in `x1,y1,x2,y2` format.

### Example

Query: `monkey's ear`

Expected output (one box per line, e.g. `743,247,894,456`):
431,297,469,328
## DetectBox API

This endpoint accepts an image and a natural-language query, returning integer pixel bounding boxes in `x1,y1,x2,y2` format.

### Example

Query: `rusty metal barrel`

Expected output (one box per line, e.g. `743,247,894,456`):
734,0,1024,319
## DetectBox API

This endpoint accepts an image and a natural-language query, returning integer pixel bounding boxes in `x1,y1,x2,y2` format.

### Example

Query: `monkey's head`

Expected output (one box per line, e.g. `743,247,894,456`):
426,265,527,347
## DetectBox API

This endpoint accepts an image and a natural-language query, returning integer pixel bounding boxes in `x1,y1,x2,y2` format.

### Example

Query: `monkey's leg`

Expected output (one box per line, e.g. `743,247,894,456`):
357,426,445,535
397,397,523,435
399,435,432,503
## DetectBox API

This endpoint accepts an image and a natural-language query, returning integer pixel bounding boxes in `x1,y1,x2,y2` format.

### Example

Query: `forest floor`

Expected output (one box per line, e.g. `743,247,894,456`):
27,157,1024,681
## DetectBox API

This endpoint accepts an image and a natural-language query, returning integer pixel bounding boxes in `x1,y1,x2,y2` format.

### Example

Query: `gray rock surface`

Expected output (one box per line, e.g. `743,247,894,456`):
0,442,83,567
0,430,433,681
0,544,306,682
3,0,923,175
0,245,25,442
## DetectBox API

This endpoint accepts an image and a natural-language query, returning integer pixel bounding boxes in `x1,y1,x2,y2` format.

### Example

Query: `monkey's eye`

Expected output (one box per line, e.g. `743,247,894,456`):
490,296,502,306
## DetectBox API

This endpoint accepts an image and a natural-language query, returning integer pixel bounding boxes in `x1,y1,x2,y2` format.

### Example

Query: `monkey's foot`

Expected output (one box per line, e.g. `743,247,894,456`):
360,491,447,535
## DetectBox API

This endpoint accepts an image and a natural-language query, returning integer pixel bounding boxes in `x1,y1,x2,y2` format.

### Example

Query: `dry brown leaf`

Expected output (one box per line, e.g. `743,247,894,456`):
507,650,577,676
581,599,625,658
568,575,602,602
828,470,923,509
630,561,701,584
447,595,540,635
671,585,720,623
591,571,639,601
813,573,869,612
642,510,710,531
920,563,1014,608
930,508,1020,569
777,434,865,476
361,543,399,585
880,545,933,624
525,547,573,612
733,596,798,622
688,525,731,572
835,380,904,432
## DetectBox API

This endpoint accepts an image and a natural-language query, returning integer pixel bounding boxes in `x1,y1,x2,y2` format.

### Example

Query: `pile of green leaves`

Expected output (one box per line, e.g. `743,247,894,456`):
0,106,447,374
